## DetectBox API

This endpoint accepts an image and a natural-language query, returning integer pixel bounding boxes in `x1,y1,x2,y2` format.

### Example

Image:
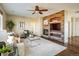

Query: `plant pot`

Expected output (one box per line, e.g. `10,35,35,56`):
1,52,8,56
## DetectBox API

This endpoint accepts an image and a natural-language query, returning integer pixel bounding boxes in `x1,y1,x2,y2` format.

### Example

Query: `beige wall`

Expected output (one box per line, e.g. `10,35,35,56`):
7,15,42,36
0,5,7,30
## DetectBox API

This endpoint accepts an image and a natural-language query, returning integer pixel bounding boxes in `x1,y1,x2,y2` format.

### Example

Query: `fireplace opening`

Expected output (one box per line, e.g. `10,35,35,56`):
43,29,48,35
50,23,61,31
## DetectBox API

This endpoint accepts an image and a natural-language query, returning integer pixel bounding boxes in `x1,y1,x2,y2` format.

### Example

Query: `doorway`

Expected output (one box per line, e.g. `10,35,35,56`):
70,17,79,48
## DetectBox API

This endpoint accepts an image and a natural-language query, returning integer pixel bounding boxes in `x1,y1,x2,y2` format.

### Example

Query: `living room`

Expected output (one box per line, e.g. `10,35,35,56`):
0,3,79,56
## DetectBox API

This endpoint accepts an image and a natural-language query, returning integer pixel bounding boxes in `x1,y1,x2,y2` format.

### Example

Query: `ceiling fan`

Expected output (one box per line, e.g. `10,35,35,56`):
28,5,48,14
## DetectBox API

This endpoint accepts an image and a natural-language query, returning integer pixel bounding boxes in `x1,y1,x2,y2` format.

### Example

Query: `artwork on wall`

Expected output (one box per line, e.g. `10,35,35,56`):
20,21,25,29
44,19,48,25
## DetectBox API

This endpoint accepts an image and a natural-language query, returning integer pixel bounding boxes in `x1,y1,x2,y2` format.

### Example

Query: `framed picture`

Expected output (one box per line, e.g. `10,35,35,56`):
20,21,25,29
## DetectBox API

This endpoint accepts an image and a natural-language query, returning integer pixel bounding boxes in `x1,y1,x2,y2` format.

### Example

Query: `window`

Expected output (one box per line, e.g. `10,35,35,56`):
0,14,3,30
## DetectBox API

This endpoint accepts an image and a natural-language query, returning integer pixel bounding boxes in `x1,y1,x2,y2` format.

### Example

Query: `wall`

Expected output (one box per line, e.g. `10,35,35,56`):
63,10,77,44
64,10,69,44
7,15,42,36
33,17,42,36
75,18,79,36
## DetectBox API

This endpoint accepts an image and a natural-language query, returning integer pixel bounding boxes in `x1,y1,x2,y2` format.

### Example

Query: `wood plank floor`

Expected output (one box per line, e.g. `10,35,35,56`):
56,46,79,56
56,36,79,56
42,36,79,56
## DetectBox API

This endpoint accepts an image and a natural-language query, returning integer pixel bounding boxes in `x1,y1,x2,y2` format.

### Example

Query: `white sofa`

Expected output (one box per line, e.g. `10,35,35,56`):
0,30,8,43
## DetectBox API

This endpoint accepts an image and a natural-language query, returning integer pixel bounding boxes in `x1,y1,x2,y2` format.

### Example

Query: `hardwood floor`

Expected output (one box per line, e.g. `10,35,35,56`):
56,36,79,56
42,36,79,56
69,36,79,48
56,46,79,56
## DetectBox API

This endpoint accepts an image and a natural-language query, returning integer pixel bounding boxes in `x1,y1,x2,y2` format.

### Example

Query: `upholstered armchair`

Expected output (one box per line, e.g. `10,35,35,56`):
20,30,30,38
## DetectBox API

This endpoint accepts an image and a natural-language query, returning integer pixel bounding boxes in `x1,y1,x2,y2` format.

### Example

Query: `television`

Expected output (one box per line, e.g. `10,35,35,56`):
50,23,61,31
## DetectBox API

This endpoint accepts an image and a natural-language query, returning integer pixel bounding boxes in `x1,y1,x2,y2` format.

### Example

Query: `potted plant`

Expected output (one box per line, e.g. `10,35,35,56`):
0,45,12,56
6,20,15,32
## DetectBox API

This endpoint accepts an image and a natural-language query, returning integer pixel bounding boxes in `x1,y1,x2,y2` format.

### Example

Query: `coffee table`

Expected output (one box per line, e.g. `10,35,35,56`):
26,36,41,47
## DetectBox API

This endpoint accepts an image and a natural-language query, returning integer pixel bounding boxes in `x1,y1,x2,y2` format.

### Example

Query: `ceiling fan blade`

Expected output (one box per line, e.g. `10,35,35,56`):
28,6,48,14
39,11,43,14
32,11,36,14
39,9,48,11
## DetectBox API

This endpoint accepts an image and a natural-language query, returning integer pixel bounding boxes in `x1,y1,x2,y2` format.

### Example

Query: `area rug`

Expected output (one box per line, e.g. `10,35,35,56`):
25,37,67,56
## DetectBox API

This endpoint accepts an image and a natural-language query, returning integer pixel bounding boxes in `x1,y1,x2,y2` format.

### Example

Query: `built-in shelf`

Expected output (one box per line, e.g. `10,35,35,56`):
50,30,62,34
42,35,49,38
50,36,63,42
42,10,64,43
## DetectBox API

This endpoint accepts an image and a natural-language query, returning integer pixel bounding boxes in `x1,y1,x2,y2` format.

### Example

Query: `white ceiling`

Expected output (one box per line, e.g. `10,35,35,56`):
1,3,79,17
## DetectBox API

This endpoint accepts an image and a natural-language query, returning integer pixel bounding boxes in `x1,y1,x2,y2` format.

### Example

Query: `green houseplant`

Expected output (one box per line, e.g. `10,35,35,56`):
0,45,12,56
6,20,15,32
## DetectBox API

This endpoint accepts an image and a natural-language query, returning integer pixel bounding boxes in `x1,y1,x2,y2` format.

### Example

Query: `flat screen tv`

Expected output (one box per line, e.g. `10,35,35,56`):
50,23,61,31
